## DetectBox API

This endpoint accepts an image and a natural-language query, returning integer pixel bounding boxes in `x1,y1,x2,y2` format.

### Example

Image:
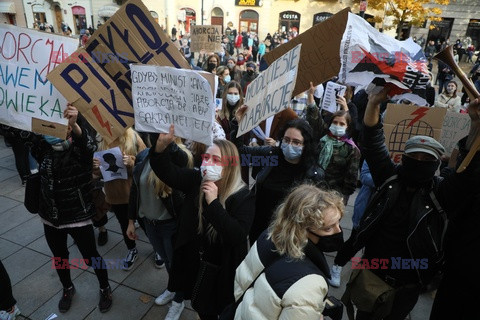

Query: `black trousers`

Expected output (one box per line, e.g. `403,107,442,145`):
44,224,109,289
111,204,136,250
0,260,16,310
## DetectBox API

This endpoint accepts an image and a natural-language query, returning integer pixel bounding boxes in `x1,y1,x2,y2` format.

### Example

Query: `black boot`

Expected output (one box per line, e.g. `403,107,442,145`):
58,285,75,313
98,286,112,313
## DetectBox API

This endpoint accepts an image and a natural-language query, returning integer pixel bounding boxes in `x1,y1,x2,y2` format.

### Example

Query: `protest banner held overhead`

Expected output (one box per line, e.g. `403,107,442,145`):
237,44,301,137
190,25,223,53
131,65,216,146
47,0,190,145
383,104,470,163
0,25,78,138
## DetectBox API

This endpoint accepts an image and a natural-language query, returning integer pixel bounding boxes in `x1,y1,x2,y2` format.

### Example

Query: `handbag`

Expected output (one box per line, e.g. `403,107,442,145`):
191,258,221,315
342,268,396,320
24,173,40,214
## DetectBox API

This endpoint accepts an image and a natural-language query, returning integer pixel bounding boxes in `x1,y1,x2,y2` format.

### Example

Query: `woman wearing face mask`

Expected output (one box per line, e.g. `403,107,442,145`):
226,58,242,82
232,113,325,243
232,184,344,319
235,54,246,73
434,80,462,112
203,54,220,74
216,66,231,98
149,125,255,320
217,81,244,140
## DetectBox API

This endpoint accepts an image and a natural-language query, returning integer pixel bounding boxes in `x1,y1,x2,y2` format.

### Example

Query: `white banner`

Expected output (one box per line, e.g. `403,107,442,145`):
131,65,216,146
237,44,302,137
0,25,78,137
321,82,346,113
339,12,429,106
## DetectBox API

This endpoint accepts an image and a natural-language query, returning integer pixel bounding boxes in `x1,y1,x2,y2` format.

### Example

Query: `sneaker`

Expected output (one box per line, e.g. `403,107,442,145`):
58,285,76,313
155,253,165,269
0,305,21,320
155,289,175,306
98,286,112,313
98,229,108,246
165,301,185,320
329,265,342,287
123,248,138,271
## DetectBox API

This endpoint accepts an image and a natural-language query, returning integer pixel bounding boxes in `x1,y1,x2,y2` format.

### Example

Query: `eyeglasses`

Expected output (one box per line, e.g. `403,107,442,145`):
282,137,303,147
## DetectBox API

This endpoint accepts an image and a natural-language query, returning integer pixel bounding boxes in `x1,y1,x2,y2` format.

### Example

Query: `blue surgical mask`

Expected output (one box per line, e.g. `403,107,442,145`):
224,75,231,83
227,94,240,105
44,135,64,145
281,143,303,161
329,124,346,137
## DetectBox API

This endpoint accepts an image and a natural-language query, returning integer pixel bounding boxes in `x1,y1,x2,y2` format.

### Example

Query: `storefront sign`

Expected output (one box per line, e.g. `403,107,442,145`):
235,0,261,7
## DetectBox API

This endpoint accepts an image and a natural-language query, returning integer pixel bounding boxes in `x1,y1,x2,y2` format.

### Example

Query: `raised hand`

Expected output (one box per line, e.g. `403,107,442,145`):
154,124,176,153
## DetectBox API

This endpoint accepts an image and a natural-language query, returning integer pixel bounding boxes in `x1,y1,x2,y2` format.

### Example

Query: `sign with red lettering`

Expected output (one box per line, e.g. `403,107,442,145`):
0,24,78,138
47,0,190,145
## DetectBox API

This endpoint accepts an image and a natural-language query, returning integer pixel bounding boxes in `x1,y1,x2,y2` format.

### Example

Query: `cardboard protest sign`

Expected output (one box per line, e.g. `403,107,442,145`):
321,82,346,113
131,65,216,145
383,104,455,163
190,25,223,53
0,25,78,138
262,8,349,97
94,147,127,182
439,111,471,155
237,44,301,137
339,12,429,105
47,0,190,145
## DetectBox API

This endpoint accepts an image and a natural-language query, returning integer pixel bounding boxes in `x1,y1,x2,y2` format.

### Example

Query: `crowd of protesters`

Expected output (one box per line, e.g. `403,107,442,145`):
1,23,480,320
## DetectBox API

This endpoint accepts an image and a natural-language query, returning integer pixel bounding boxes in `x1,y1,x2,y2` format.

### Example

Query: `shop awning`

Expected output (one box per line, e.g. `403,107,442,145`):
98,5,120,18
0,2,15,14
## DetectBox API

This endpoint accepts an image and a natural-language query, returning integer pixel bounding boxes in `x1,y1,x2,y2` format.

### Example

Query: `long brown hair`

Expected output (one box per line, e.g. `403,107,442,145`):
217,81,244,121
198,139,246,239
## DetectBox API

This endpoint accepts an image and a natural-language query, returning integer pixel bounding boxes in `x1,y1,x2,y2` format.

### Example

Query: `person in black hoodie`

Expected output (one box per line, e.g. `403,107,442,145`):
28,104,112,314
150,125,255,320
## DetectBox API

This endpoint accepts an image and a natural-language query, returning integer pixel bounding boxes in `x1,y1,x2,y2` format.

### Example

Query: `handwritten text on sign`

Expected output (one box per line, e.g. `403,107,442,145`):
190,25,223,53
237,44,302,137
0,24,78,138
47,0,189,145
439,111,471,155
132,65,215,145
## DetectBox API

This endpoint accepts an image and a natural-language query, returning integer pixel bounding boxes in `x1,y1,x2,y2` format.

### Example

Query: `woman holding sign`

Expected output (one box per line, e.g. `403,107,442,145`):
149,126,255,320
94,128,147,270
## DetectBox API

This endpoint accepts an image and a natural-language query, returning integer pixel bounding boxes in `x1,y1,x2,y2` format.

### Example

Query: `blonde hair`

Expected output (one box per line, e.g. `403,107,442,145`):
198,139,246,238
97,127,140,156
268,184,344,259
147,137,193,198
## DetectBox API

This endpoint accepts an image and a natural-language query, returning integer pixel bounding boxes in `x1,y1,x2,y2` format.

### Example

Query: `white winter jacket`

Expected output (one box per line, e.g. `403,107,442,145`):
233,231,329,320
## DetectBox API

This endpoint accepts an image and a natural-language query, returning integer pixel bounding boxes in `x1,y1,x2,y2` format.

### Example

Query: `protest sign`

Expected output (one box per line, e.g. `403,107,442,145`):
439,111,471,155
0,24,78,138
237,44,301,137
190,25,223,52
47,0,190,145
262,8,349,97
93,147,127,182
131,65,216,145
339,12,429,105
382,104,472,163
321,82,346,113
215,98,222,111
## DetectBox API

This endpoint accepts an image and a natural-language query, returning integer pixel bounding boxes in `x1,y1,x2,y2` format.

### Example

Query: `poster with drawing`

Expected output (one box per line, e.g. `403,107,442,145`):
321,82,347,113
93,147,127,182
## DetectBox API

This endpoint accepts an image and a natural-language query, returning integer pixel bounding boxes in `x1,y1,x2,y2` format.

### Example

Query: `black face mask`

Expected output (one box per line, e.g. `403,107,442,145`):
247,69,254,76
207,63,216,72
400,154,439,187
310,229,344,252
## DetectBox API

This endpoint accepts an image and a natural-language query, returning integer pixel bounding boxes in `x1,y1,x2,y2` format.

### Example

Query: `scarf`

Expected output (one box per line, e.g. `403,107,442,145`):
51,138,72,151
318,133,357,170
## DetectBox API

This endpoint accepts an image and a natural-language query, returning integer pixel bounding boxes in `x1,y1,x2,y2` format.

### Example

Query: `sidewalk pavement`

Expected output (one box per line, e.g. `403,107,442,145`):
0,136,434,320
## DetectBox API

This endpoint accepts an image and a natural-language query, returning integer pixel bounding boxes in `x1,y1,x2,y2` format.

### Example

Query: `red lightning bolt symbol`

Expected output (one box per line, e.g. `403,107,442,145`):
407,107,429,128
92,105,113,136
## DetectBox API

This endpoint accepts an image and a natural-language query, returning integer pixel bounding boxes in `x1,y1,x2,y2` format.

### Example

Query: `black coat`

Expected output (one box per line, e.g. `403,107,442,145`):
149,144,255,313
31,128,97,226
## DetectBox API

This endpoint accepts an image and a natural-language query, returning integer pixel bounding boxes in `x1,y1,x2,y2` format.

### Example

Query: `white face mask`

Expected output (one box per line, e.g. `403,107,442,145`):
329,124,346,137
227,94,240,105
200,164,223,182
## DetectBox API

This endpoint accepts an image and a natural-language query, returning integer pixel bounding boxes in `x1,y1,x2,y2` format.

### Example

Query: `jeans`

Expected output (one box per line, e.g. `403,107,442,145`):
0,260,16,310
142,218,184,302
44,224,110,289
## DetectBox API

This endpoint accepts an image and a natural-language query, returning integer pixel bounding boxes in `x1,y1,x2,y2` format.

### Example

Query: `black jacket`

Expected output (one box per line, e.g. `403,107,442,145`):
149,143,255,312
31,128,97,226
128,147,187,221
348,123,480,286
